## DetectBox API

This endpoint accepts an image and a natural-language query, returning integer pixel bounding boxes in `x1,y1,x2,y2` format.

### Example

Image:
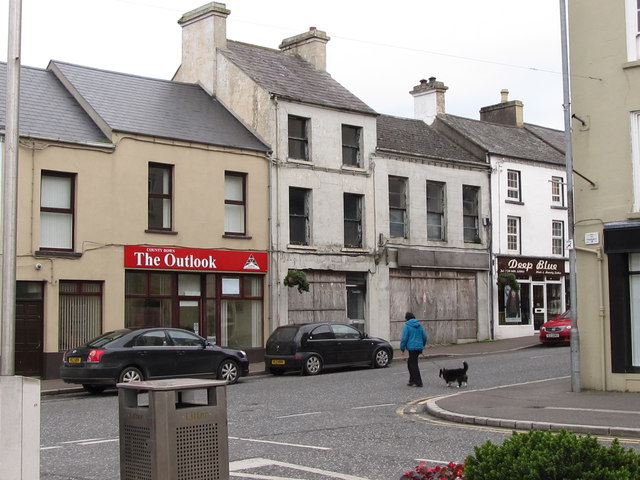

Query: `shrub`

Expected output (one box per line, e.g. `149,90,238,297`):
464,429,640,480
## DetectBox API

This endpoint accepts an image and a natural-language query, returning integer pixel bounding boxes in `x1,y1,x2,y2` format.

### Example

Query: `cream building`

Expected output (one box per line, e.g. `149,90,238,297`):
568,0,640,391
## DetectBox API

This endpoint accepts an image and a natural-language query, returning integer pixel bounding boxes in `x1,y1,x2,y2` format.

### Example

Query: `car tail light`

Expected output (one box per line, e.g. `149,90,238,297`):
86,349,105,363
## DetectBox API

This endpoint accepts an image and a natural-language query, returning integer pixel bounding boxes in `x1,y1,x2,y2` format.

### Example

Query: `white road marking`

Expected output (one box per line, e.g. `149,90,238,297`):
40,446,62,451
229,436,330,451
416,458,459,465
60,438,105,444
79,438,119,445
545,406,640,415
276,411,322,419
229,457,371,480
351,403,395,410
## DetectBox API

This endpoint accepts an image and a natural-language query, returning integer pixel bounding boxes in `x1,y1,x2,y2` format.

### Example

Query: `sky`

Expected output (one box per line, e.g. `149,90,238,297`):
0,0,565,129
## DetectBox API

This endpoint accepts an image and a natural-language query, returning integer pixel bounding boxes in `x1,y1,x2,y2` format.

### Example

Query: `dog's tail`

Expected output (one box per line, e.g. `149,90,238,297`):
462,361,468,372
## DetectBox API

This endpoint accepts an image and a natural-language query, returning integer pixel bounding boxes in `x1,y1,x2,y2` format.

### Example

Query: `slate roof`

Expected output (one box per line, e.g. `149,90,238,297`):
376,114,483,164
50,61,268,152
223,41,376,115
0,63,109,144
437,114,565,166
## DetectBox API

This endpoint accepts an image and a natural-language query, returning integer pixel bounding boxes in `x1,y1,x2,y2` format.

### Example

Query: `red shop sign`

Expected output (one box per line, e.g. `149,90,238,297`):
124,246,268,273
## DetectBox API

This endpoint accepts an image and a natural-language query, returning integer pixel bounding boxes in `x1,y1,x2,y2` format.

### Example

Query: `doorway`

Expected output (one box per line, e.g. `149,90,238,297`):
15,282,44,377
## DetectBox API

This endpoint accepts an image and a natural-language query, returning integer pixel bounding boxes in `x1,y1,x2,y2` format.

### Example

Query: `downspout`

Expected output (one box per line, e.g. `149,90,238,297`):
575,246,606,391
269,94,280,332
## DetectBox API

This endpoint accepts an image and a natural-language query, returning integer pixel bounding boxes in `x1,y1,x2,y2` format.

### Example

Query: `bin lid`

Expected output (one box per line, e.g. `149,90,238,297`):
117,378,227,391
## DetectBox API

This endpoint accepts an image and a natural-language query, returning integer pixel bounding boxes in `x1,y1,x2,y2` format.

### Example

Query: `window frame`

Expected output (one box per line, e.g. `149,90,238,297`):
463,185,481,243
224,171,247,236
507,216,521,253
40,170,75,252
506,169,521,202
148,163,173,232
58,281,103,351
289,187,311,246
551,176,565,207
388,176,408,238
625,0,640,61
288,115,310,161
341,124,362,168
343,193,363,248
552,220,565,256
426,180,446,241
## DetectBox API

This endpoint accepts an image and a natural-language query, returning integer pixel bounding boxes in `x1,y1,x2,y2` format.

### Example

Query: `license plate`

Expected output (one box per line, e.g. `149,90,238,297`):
546,333,560,338
271,359,285,365
67,357,82,364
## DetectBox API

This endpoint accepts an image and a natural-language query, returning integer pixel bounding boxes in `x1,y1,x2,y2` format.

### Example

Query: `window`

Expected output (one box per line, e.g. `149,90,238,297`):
506,170,521,202
40,171,75,251
389,176,407,238
625,0,640,61
631,112,640,212
343,193,363,248
289,187,310,245
426,181,446,240
463,185,480,243
551,176,565,207
342,124,362,167
629,254,640,367
507,216,520,253
346,272,366,331
288,115,309,161
59,281,102,351
148,163,172,230
224,172,246,235
552,220,564,255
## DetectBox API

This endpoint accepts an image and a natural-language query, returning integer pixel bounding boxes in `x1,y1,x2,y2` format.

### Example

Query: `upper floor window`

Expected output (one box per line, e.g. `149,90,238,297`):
426,181,446,241
506,170,521,202
625,0,640,61
148,163,172,231
344,193,363,248
463,185,481,243
224,172,246,235
342,125,362,167
551,176,565,207
552,220,565,255
388,176,407,238
288,115,309,161
289,187,310,245
507,216,521,253
40,171,75,251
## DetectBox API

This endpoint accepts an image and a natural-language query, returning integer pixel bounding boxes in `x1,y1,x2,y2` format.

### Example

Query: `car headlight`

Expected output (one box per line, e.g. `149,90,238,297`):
239,350,247,358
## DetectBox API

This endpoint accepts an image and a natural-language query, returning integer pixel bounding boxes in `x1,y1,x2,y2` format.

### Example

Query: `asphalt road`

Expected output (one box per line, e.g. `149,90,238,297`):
41,344,632,480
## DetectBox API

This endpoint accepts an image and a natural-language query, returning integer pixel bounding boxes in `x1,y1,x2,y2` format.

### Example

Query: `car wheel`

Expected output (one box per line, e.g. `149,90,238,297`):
118,366,144,383
269,368,285,376
373,348,390,368
218,359,239,384
82,384,106,394
303,354,322,375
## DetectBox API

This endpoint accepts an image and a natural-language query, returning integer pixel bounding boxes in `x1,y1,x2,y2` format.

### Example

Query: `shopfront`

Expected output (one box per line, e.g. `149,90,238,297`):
124,246,268,360
496,256,567,336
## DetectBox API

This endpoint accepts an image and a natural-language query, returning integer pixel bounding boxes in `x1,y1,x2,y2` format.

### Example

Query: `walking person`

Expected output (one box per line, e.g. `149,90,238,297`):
400,312,427,387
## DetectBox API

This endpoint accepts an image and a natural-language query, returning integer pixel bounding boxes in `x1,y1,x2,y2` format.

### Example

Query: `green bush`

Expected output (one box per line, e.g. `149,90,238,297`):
464,430,640,480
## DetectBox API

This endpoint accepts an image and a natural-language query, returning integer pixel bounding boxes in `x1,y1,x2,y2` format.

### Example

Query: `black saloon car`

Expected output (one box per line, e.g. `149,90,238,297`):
264,322,393,376
60,327,249,393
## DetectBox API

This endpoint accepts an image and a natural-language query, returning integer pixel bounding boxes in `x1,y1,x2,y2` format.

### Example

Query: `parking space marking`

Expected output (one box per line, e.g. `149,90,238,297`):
229,457,370,480
229,436,331,451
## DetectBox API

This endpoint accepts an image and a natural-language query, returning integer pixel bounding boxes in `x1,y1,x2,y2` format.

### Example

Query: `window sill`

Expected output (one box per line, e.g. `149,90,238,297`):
341,165,365,172
223,234,252,240
145,229,178,235
35,250,82,259
341,247,368,253
551,205,567,210
505,200,524,205
623,59,640,70
287,244,317,251
287,158,312,165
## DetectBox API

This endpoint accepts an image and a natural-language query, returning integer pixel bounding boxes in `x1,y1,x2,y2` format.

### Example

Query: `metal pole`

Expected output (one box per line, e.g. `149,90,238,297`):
560,0,581,392
1,0,22,376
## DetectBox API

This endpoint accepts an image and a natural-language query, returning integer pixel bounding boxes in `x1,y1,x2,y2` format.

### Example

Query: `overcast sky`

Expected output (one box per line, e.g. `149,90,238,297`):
1,0,565,129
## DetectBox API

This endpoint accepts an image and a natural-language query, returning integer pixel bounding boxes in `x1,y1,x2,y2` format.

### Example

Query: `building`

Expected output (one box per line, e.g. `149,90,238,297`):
568,0,640,391
173,3,385,338
1,61,269,378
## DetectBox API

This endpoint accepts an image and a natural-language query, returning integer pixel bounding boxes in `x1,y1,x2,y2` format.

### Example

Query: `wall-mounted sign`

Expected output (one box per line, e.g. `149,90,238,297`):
585,232,600,245
497,256,565,276
124,246,268,273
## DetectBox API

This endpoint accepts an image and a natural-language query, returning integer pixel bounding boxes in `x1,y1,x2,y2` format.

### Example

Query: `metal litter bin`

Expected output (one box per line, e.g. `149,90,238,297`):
118,378,229,480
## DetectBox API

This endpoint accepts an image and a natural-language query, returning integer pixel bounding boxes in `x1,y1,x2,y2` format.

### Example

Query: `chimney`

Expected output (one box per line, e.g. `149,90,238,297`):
410,77,448,125
175,2,230,94
479,89,524,127
279,27,330,70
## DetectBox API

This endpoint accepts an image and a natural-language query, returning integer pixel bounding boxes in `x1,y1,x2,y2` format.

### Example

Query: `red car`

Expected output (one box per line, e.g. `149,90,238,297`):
539,311,572,345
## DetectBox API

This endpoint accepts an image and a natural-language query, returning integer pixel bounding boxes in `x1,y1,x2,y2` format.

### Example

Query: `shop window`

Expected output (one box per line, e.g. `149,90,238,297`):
224,172,246,235
148,163,172,231
427,181,446,241
463,185,481,243
289,187,311,245
220,276,263,349
344,193,363,248
342,124,362,167
288,115,309,161
40,171,75,251
389,176,407,238
58,281,102,351
125,271,173,328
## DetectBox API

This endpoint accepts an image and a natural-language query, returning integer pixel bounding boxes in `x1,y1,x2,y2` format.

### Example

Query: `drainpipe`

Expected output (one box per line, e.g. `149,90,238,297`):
575,246,606,391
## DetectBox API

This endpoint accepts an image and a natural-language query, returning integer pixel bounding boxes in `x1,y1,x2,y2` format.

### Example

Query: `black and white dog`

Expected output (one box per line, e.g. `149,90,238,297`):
439,361,468,387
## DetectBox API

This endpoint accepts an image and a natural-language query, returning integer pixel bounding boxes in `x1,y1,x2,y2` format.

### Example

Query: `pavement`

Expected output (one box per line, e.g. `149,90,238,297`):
40,335,640,439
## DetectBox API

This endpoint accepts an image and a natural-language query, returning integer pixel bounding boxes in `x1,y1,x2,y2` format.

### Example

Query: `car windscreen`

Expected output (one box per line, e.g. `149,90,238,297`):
87,330,130,347
270,326,299,342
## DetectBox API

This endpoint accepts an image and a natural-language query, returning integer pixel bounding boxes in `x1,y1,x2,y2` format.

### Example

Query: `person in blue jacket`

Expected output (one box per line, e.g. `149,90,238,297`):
400,311,427,387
